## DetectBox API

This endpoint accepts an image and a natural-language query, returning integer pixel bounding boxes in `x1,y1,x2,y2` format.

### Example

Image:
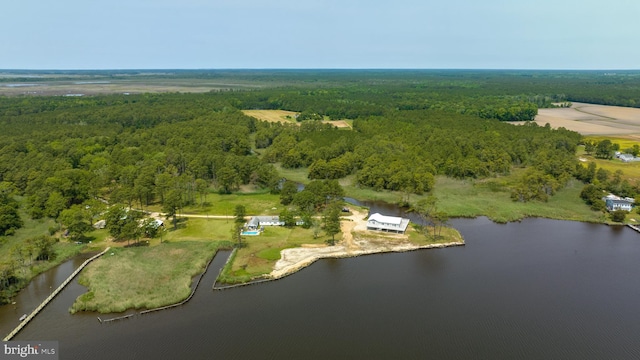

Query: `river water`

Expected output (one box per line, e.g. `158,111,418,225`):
6,217,640,359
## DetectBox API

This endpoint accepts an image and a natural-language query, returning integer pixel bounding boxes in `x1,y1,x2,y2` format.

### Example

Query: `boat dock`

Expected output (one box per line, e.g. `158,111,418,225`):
627,224,640,233
3,247,111,341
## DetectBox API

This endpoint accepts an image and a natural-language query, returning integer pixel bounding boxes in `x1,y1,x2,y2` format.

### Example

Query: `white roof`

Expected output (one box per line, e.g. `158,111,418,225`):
368,213,402,225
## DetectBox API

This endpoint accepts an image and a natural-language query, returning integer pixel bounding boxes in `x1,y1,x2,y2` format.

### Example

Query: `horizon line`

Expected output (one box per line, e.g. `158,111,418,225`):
1,68,639,72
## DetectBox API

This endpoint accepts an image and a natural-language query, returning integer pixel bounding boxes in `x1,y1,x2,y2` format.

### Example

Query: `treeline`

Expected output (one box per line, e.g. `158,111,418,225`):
225,87,538,121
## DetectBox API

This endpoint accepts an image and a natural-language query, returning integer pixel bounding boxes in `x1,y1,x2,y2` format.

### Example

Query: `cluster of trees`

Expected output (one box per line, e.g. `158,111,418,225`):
584,139,620,159
412,196,449,239
260,110,581,199
0,235,57,303
279,179,344,243
0,183,22,235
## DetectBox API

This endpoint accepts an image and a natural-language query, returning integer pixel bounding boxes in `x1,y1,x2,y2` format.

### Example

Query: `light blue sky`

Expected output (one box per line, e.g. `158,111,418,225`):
1,0,639,69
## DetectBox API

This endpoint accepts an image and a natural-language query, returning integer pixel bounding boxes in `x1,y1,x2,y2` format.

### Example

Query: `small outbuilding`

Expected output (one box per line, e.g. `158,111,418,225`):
93,219,106,229
366,213,410,234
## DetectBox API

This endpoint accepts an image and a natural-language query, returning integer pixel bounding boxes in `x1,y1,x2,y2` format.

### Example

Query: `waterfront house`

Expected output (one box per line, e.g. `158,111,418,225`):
246,216,285,230
366,213,410,234
605,198,633,212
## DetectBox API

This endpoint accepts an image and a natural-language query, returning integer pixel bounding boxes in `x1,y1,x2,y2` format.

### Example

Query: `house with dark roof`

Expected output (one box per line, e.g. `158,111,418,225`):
605,198,633,212
366,213,410,234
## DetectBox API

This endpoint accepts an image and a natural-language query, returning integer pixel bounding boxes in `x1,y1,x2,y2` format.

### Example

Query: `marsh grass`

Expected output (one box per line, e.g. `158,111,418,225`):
433,176,605,223
71,241,231,314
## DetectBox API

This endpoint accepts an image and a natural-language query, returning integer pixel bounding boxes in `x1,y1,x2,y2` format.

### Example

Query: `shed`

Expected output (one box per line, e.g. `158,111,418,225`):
93,219,106,229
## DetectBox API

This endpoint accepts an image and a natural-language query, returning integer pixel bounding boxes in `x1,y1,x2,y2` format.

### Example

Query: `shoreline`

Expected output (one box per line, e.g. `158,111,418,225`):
269,207,465,280
269,241,464,280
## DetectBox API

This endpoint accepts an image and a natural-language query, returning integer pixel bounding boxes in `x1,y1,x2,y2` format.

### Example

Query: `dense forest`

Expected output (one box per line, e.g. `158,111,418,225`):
1,69,640,303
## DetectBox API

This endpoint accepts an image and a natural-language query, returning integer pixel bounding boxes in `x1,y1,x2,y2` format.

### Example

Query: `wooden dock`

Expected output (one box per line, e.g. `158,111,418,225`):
627,224,640,233
3,247,111,341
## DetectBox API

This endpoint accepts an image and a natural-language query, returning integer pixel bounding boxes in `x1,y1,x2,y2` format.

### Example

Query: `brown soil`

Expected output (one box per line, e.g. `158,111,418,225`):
517,103,640,135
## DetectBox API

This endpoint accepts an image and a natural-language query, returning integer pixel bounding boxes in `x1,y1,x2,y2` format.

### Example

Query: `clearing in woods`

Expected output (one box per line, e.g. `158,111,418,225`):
242,110,352,129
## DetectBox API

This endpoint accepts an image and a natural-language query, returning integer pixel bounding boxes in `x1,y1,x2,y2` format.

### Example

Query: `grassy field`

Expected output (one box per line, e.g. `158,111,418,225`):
584,136,640,151
578,137,640,181
146,190,282,216
164,218,234,242
71,241,231,313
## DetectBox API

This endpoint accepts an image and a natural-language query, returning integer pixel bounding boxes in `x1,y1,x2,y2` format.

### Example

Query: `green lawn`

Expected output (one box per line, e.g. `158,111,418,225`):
220,226,336,283
146,191,282,216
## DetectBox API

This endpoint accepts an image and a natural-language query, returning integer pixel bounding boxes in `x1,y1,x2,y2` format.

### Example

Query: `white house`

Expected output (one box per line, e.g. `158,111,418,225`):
246,216,285,230
605,198,633,212
366,213,410,234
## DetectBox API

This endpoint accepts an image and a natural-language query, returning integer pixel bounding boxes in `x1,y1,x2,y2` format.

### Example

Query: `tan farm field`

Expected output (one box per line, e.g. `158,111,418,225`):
242,109,299,124
243,109,352,129
517,102,640,137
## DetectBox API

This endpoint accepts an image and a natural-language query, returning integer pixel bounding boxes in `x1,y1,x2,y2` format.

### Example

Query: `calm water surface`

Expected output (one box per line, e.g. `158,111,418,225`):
10,218,640,359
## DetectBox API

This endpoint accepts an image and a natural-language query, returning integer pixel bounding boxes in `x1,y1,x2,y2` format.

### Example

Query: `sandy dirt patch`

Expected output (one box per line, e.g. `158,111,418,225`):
515,102,640,135
269,208,463,279
322,120,352,129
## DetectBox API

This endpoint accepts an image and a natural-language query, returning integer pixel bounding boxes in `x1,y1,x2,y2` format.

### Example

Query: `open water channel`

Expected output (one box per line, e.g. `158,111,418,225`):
3,211,640,359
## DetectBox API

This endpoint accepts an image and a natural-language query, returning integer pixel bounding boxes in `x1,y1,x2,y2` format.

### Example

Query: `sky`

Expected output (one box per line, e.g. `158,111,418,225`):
1,0,639,70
